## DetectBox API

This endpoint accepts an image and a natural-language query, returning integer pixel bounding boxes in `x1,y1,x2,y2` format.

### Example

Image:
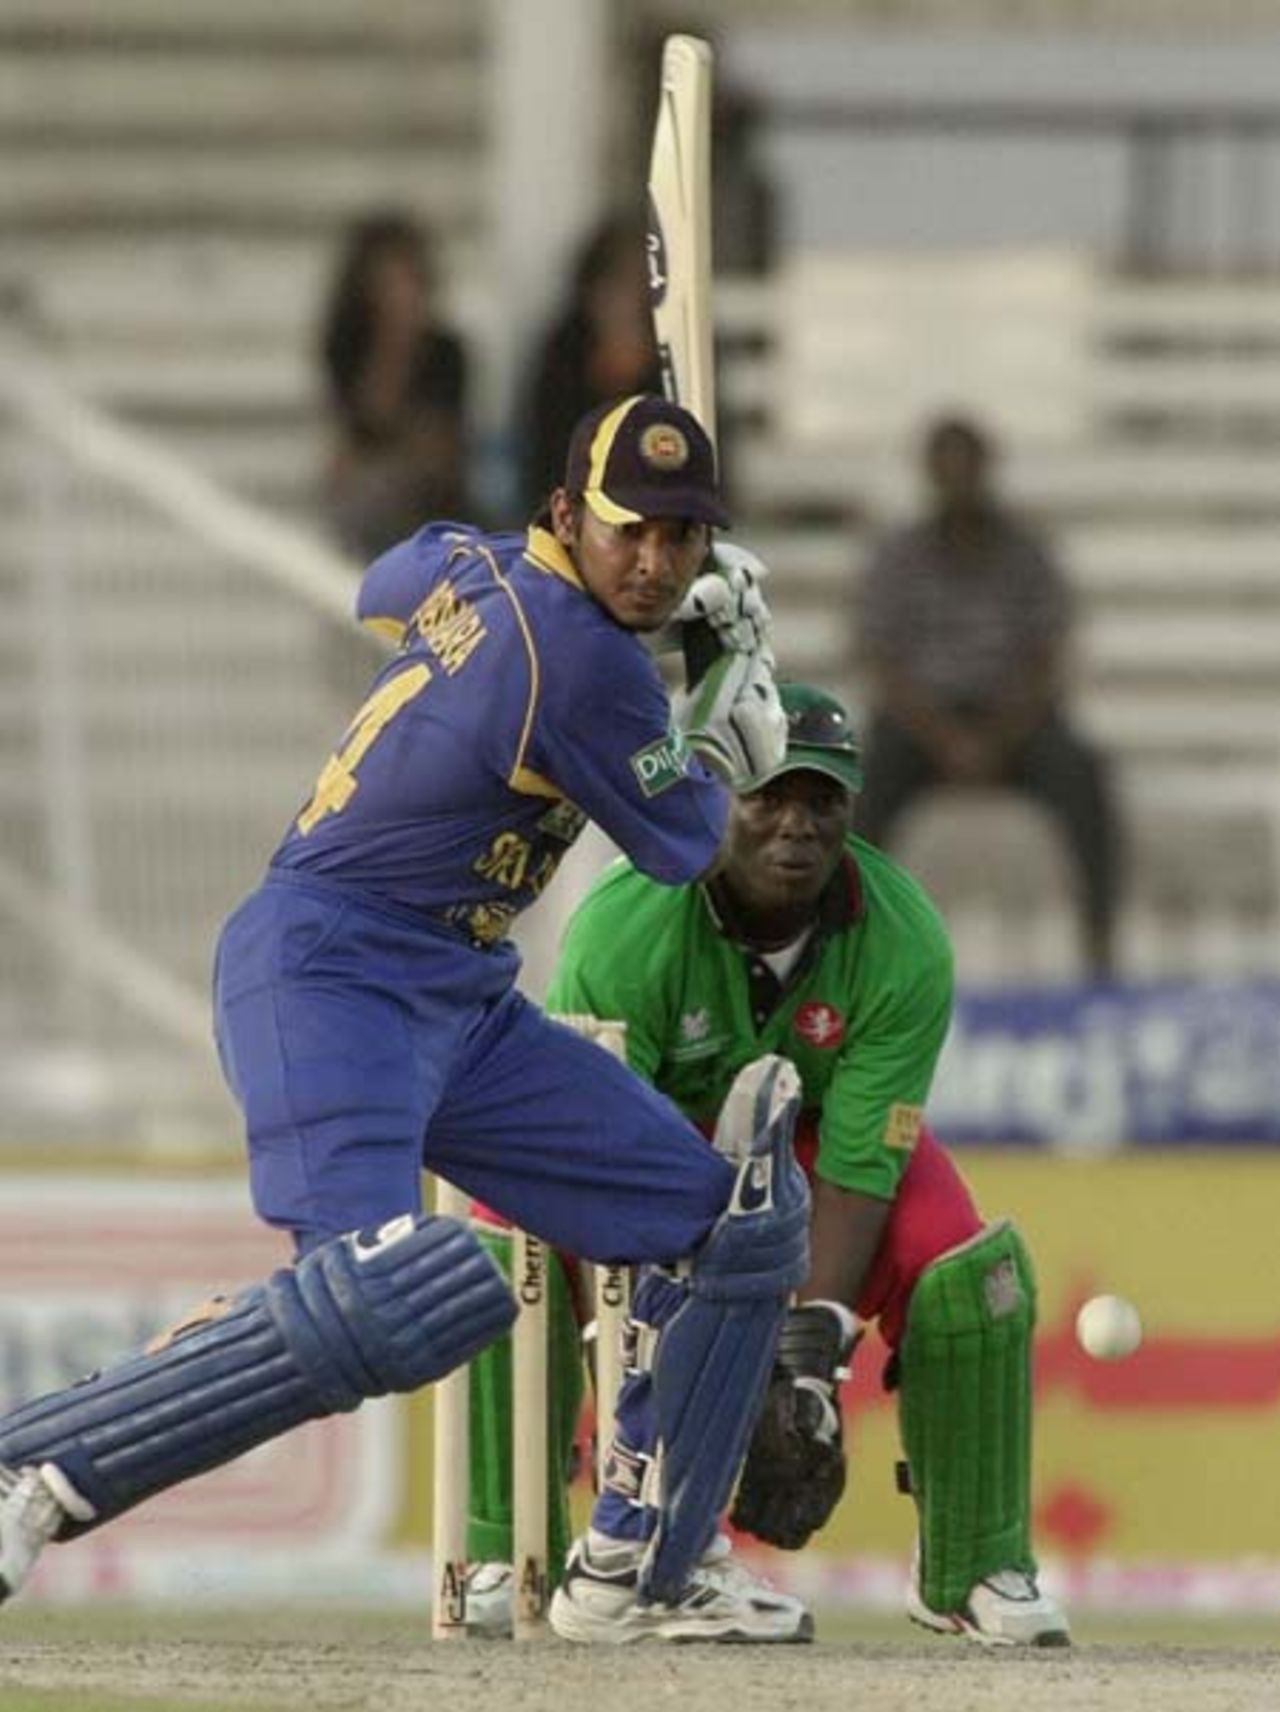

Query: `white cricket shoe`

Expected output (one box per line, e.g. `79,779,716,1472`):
907,1565,1071,1648
549,1530,812,1645
0,1464,67,1605
461,1561,515,1638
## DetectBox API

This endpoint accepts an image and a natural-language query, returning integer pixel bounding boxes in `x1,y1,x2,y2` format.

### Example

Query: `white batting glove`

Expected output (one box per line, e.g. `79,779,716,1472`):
674,542,774,657
674,646,787,790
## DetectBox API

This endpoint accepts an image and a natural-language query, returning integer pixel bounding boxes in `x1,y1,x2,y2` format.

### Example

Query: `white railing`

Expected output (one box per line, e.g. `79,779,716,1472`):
0,337,378,1148
0,336,618,1147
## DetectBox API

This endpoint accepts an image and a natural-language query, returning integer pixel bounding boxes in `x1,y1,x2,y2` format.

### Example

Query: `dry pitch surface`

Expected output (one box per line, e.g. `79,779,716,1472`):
0,1607,1276,1712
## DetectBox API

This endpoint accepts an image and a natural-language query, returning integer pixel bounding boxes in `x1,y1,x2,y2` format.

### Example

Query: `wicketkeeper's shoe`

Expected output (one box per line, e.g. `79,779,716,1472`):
0,1464,67,1605
906,1565,1071,1648
549,1530,812,1645
461,1561,515,1638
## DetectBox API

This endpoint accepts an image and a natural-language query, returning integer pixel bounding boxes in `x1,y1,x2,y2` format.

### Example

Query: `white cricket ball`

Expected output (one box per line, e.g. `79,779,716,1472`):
1075,1294,1142,1360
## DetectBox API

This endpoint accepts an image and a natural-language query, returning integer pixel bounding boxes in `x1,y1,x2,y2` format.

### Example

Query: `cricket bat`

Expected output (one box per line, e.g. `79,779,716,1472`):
646,33,722,685
647,33,716,445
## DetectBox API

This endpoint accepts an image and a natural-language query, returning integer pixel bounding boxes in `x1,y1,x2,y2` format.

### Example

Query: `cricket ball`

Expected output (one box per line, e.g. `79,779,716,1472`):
1075,1294,1142,1360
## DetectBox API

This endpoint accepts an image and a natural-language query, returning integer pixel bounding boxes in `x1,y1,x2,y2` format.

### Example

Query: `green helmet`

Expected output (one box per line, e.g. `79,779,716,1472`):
743,682,864,796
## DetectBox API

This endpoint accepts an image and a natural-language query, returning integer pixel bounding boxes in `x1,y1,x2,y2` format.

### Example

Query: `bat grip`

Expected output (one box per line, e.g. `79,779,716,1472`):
680,617,723,690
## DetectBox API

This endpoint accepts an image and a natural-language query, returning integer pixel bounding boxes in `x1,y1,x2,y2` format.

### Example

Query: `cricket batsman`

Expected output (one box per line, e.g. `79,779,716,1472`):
0,394,815,1644
464,681,1071,1648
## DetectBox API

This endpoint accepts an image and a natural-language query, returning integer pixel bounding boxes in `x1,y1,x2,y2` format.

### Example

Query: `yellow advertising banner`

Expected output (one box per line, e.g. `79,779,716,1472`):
813,1150,1280,1567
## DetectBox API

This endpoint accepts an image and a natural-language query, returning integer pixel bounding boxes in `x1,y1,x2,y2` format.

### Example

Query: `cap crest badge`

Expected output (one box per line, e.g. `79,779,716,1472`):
638,422,690,471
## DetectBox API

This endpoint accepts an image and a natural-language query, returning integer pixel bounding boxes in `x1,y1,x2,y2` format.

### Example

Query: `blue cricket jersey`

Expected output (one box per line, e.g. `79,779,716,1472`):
270,523,728,944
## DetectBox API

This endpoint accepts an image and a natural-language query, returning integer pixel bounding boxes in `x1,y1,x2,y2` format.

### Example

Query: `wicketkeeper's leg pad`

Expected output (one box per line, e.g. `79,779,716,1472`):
593,1056,811,1605
897,1218,1037,1614
0,1212,515,1533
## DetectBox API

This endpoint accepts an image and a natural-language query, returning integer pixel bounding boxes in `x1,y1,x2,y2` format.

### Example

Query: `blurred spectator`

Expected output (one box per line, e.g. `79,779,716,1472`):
710,84,777,279
318,210,470,560
856,414,1122,979
515,213,660,519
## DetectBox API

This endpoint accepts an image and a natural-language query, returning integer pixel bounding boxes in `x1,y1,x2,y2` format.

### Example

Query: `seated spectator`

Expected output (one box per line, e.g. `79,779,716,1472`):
318,210,470,560
515,213,659,519
856,414,1122,979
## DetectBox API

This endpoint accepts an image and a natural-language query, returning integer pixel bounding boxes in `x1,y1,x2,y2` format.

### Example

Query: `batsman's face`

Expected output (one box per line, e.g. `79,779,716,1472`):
552,492,708,632
723,771,851,913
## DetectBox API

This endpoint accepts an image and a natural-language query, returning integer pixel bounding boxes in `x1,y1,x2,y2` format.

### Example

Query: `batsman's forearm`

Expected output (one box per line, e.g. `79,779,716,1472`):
799,1177,891,1309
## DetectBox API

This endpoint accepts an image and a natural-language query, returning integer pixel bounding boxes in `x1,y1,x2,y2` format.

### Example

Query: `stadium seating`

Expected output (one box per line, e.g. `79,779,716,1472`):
716,255,1280,981
2,7,1279,1146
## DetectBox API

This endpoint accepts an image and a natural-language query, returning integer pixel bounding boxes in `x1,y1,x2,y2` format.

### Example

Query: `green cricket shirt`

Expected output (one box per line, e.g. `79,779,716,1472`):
545,836,953,1202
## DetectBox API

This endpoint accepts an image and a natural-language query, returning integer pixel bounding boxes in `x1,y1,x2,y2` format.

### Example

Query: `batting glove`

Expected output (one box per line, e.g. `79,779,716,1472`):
675,645,787,789
674,542,774,657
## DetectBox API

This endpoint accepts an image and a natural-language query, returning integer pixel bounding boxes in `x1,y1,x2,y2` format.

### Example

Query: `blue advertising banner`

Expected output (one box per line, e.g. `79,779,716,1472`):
930,981,1280,1148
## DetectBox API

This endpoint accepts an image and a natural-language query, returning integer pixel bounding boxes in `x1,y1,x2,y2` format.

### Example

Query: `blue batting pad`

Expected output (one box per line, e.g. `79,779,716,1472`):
0,1212,513,1530
637,1076,811,1602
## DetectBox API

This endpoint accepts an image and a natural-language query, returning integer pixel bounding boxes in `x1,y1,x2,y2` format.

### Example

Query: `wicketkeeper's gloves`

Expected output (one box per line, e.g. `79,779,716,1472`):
730,1300,860,1551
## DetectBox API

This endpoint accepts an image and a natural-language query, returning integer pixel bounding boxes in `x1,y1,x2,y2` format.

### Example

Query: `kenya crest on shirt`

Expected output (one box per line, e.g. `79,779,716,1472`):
793,1001,845,1049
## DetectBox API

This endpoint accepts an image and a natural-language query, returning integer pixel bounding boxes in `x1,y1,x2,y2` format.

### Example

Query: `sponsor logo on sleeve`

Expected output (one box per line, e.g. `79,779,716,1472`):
630,728,691,798
884,1102,924,1151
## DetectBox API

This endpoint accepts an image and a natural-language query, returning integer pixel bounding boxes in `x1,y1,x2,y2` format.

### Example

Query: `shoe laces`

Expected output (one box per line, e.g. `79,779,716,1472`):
980,1568,1039,1602
696,1537,778,1597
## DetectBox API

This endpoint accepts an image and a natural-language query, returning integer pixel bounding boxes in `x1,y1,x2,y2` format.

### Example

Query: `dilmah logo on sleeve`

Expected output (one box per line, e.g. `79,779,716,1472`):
630,727,691,798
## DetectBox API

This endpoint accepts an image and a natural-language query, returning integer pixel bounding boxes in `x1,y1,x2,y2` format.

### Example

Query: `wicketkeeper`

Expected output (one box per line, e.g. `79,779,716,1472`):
0,395,815,1645
463,681,1070,1648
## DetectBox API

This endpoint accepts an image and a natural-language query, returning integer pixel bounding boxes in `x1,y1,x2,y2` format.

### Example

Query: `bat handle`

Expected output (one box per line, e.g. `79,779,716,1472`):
680,617,723,690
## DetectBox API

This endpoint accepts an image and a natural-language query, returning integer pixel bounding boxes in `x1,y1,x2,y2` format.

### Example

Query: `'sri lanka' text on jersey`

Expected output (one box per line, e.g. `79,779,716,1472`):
270,523,728,944
546,837,953,1200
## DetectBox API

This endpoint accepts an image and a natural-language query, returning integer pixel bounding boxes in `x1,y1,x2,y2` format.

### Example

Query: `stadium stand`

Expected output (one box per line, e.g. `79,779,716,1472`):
717,255,1280,981
1,5,1278,1145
